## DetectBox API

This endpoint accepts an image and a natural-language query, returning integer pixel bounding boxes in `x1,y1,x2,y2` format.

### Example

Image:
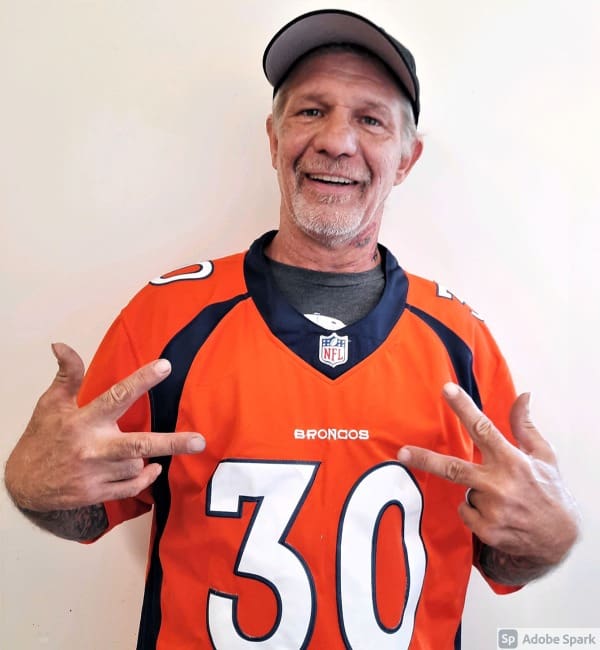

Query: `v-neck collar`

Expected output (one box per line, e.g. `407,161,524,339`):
244,231,408,379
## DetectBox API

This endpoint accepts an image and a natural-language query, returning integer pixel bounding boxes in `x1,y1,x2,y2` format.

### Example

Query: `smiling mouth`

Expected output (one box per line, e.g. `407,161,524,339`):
306,173,358,186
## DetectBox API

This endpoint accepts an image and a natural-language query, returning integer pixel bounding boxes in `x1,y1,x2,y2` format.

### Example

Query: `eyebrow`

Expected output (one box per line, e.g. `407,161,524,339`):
289,93,394,118
359,100,393,119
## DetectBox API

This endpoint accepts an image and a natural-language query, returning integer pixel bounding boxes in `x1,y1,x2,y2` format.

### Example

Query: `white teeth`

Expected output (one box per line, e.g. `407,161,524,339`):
308,174,354,185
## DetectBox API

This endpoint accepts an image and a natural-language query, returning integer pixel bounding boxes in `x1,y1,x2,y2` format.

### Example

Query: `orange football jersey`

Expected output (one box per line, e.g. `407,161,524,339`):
80,231,518,649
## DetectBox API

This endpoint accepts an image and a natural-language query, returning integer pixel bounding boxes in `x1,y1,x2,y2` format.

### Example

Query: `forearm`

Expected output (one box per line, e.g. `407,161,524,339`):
478,543,555,586
18,504,109,542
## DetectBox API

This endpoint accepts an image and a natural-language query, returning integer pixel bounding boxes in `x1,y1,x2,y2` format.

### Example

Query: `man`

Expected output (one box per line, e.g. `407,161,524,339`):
5,9,578,649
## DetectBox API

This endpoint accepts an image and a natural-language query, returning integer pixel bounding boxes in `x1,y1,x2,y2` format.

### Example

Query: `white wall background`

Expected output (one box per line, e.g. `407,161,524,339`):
1,1,598,648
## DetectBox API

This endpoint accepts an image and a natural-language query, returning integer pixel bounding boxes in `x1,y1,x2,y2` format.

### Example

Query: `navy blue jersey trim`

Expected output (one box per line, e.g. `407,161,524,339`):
407,306,472,650
245,231,409,379
406,305,482,409
136,292,250,650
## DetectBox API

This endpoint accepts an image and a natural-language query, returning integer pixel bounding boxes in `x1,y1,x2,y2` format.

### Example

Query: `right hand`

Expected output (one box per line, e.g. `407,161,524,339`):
4,342,206,512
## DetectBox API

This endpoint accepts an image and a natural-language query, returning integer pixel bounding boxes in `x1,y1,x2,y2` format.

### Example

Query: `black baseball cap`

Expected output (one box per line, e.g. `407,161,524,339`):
262,9,420,125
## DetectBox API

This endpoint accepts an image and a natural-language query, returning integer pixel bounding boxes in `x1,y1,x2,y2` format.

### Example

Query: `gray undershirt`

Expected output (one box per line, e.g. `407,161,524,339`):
266,257,385,327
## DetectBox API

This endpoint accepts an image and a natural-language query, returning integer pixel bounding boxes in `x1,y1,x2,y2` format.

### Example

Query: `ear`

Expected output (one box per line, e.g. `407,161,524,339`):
266,114,278,170
394,137,423,186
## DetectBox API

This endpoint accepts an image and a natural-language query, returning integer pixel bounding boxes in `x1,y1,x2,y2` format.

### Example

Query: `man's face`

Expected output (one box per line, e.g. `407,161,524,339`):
267,50,421,249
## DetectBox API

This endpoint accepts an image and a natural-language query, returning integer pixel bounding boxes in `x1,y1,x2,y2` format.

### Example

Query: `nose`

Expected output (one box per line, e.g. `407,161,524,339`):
312,110,358,158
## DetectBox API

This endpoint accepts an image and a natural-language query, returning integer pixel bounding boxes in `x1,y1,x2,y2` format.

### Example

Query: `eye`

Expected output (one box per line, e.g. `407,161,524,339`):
362,116,382,127
299,108,322,117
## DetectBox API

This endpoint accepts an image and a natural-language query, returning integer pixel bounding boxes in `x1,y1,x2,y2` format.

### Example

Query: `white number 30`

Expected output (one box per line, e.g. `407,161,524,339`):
206,460,425,649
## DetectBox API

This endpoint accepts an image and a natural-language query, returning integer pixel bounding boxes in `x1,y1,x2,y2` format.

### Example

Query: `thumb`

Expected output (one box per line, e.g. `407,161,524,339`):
509,392,556,463
49,342,85,403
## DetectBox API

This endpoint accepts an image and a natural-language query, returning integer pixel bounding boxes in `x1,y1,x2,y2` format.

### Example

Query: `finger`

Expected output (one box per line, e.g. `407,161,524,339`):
443,382,511,462
457,504,509,552
47,342,85,403
104,463,164,501
457,500,485,533
85,359,172,423
509,393,557,464
397,446,481,488
101,458,145,482
104,432,206,461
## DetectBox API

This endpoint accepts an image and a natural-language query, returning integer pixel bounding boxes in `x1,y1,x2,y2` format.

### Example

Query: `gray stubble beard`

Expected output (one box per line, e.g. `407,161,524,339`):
287,169,374,248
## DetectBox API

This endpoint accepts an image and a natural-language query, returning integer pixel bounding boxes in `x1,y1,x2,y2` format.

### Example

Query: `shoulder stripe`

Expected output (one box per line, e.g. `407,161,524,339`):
407,304,482,409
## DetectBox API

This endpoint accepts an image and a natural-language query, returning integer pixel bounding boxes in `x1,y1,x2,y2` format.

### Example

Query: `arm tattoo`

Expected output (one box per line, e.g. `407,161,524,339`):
20,504,109,541
479,544,551,586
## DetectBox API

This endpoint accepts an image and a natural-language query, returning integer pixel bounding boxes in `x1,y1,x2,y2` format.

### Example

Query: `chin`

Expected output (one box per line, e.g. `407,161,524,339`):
291,204,369,247
297,220,364,249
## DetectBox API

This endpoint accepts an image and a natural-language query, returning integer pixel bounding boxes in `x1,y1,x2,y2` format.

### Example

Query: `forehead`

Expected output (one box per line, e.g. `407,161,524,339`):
279,49,405,105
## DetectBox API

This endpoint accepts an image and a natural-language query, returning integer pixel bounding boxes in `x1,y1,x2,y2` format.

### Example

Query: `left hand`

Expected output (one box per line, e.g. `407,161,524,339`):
397,383,580,566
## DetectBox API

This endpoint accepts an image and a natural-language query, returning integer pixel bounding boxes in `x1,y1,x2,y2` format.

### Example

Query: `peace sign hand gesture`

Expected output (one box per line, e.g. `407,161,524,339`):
397,383,579,577
5,343,206,513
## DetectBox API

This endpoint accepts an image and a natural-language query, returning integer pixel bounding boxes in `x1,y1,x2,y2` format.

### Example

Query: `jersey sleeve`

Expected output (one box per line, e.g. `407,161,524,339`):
470,319,524,594
472,320,517,443
78,313,154,536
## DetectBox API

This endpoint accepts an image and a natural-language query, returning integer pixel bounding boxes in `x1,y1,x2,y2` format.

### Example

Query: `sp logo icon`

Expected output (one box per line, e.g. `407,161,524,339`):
498,629,518,649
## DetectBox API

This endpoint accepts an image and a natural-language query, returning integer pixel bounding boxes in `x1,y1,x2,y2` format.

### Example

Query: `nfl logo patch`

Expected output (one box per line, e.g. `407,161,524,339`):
319,333,349,368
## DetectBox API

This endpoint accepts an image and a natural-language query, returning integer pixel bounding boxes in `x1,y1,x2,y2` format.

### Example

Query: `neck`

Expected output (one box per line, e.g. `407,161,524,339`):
266,223,381,273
